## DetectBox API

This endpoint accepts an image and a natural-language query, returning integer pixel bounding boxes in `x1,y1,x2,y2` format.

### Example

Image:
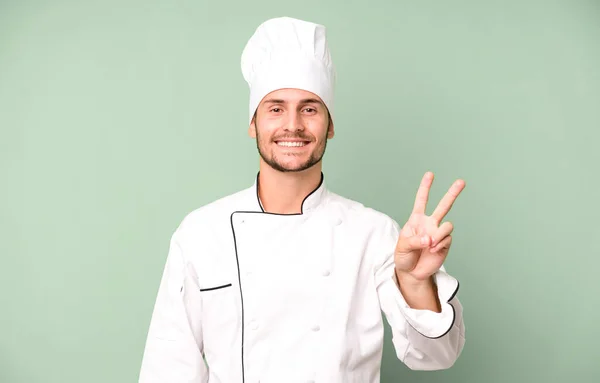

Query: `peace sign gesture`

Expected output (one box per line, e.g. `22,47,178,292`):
394,172,466,282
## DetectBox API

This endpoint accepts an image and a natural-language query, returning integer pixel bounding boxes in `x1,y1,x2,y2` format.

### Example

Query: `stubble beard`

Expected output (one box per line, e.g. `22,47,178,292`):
254,125,328,173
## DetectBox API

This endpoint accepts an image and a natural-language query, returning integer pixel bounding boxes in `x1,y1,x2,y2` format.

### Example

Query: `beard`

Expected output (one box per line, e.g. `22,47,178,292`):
254,125,329,173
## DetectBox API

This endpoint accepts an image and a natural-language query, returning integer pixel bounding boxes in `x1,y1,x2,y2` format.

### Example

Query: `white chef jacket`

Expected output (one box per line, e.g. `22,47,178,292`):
139,174,465,383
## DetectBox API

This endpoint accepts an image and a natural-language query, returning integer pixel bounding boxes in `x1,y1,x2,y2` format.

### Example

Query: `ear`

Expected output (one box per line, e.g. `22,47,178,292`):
248,118,257,138
327,119,335,139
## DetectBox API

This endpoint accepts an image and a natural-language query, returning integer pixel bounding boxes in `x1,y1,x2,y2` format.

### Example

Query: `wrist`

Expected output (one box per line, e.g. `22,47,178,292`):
395,268,435,290
395,268,441,312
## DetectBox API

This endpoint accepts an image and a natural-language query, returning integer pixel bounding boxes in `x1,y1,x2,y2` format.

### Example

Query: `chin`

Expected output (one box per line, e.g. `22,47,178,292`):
268,160,315,173
278,164,310,172
258,146,323,173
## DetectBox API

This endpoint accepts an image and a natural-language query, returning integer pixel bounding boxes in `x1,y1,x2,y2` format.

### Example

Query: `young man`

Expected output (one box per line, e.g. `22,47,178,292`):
139,16,466,383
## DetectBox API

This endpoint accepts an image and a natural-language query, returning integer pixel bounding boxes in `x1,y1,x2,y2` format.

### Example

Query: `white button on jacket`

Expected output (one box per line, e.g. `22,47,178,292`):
139,174,465,383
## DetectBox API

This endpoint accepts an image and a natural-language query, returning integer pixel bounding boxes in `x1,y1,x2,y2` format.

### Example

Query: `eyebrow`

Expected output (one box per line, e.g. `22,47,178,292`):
262,98,324,106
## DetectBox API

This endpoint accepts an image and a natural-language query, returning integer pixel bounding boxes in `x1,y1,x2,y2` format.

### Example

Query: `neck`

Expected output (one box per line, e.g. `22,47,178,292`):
257,162,323,214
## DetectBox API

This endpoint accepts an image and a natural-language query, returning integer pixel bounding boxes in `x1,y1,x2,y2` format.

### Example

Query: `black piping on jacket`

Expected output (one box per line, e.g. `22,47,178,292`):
230,171,324,383
228,171,457,382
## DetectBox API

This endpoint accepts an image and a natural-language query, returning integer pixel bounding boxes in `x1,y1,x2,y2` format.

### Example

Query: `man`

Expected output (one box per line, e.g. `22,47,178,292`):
139,16,466,383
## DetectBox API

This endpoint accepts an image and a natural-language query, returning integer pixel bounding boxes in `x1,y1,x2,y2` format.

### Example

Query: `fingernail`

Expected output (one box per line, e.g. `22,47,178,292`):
421,236,429,245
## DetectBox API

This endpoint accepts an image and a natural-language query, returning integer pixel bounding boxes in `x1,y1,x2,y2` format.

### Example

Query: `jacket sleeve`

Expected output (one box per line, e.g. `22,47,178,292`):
139,231,208,382
374,218,466,371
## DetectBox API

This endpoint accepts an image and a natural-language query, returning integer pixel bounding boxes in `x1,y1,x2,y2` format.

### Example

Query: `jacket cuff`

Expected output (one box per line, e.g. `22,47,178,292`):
392,269,459,339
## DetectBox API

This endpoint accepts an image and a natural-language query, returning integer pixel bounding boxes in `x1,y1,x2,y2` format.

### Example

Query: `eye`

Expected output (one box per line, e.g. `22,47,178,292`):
303,107,317,113
270,108,282,113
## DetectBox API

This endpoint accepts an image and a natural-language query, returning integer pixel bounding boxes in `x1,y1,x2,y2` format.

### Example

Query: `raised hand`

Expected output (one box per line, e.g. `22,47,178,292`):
394,172,465,282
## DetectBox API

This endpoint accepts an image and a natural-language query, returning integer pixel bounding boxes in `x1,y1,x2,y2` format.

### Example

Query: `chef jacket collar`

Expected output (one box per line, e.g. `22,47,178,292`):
253,172,327,215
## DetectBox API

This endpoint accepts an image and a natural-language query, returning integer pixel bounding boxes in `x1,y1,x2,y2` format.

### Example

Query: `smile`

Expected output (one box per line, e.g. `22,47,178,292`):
276,141,309,147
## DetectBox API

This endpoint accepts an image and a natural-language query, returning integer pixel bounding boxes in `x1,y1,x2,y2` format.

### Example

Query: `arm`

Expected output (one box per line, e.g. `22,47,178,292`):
138,231,208,382
376,171,466,369
375,245,465,370
395,270,442,313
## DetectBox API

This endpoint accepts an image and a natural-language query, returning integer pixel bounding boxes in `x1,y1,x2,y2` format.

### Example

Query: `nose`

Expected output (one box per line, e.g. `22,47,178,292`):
284,110,304,132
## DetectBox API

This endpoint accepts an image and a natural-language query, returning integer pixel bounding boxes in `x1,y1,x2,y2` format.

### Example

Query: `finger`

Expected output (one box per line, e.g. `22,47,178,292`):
431,221,453,247
397,234,432,253
430,235,452,253
412,171,434,215
431,179,466,223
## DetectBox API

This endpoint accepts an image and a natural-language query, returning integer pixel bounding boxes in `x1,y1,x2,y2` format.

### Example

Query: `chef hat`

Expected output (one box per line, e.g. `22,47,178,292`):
241,17,336,124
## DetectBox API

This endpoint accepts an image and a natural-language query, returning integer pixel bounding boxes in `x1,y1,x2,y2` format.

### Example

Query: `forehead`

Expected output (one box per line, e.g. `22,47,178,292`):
259,88,324,105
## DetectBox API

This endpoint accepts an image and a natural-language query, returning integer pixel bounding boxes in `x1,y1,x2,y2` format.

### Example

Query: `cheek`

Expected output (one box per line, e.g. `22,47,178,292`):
307,122,329,139
256,125,278,142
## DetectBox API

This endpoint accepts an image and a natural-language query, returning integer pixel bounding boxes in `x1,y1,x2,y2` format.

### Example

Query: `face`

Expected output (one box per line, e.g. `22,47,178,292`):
249,88,334,173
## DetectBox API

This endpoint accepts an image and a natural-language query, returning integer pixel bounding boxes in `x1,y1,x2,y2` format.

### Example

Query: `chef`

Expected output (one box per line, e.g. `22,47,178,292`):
139,16,466,383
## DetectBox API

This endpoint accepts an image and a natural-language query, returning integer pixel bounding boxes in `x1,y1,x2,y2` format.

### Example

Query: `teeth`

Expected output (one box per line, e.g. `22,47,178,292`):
277,141,307,147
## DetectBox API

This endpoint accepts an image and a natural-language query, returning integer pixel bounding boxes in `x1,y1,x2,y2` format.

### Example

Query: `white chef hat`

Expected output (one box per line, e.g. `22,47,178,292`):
241,16,336,124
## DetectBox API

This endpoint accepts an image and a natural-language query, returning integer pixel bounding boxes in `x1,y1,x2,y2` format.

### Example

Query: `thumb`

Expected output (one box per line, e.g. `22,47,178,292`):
396,234,431,253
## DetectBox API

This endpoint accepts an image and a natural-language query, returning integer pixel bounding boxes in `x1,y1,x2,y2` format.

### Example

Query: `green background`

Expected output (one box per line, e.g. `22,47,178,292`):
1,0,598,382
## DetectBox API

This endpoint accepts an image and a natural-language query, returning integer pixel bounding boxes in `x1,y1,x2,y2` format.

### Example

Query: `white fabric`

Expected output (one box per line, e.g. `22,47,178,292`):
139,175,466,383
240,17,336,124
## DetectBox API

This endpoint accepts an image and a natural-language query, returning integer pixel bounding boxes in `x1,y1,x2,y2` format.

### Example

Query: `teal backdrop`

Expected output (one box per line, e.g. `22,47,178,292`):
1,0,599,382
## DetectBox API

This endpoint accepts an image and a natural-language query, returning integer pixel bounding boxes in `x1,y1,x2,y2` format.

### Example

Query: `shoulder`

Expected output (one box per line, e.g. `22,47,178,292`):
325,190,401,234
325,190,402,266
173,186,256,240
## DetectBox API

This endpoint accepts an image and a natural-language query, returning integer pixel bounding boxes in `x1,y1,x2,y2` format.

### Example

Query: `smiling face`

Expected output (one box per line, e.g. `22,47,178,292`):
249,88,334,173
